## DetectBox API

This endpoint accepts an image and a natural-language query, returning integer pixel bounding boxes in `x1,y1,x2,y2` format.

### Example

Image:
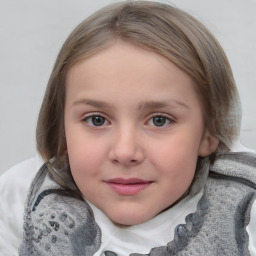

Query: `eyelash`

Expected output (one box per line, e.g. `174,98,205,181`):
81,113,174,128
146,114,174,127
82,114,110,127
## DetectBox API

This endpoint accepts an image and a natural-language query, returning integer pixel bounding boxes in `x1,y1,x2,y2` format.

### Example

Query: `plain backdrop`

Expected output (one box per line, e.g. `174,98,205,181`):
0,0,256,175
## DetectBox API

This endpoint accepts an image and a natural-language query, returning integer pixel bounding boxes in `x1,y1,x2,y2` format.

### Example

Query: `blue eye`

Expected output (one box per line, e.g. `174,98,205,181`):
148,115,172,127
83,115,108,126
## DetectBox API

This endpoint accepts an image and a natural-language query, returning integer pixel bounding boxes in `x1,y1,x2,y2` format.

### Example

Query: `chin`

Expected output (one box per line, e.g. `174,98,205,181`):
108,209,155,226
112,217,148,227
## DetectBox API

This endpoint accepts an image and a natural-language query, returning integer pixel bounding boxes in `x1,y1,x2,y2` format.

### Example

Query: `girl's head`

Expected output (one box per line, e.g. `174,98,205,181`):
36,1,241,224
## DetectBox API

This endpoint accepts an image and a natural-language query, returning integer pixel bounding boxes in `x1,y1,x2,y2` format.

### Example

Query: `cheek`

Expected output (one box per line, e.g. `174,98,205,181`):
151,134,200,181
155,144,198,201
66,133,106,177
153,134,200,164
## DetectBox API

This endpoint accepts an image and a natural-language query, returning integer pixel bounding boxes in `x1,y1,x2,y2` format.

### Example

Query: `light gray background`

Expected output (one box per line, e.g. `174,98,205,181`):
0,0,255,175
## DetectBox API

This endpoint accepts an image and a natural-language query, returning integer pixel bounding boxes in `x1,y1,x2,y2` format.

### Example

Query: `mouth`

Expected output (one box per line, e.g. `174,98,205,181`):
104,178,153,195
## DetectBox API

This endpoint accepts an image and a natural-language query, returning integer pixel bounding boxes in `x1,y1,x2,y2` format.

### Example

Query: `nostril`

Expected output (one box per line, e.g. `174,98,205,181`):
112,159,138,166
113,159,119,164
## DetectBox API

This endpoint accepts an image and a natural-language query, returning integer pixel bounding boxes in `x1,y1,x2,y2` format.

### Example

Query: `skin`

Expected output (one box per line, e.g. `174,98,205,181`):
64,40,218,226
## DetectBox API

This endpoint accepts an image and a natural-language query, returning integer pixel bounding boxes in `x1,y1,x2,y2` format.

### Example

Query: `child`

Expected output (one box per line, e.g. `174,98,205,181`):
1,1,256,255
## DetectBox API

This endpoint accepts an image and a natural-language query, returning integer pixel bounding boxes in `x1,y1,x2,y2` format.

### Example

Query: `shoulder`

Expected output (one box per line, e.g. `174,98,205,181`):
0,154,44,186
207,152,256,212
0,154,44,206
19,162,102,255
208,152,256,255
0,154,44,256
210,151,256,187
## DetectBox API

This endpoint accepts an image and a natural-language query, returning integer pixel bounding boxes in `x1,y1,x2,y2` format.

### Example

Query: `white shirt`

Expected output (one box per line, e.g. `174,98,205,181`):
0,154,255,255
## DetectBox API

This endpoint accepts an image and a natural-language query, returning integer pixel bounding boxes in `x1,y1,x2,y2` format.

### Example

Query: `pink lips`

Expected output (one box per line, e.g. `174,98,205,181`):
105,178,152,195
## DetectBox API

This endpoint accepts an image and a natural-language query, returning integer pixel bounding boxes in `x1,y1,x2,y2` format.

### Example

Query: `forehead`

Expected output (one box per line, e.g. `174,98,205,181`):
66,40,195,85
65,40,201,111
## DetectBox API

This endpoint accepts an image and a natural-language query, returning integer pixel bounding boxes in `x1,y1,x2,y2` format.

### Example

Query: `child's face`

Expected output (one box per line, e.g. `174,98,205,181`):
64,40,216,226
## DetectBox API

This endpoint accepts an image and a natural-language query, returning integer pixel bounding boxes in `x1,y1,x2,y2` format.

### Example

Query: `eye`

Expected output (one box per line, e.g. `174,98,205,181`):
147,115,173,127
82,115,109,127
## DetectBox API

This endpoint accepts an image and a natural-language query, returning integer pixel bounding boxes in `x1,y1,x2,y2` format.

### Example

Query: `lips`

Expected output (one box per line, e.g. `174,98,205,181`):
105,178,153,195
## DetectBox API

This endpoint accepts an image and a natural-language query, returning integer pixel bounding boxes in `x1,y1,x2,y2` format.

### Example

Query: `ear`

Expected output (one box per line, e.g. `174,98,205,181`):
198,130,219,157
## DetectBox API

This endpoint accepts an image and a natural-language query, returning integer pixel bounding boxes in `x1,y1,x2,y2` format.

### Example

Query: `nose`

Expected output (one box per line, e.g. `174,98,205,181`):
108,125,145,166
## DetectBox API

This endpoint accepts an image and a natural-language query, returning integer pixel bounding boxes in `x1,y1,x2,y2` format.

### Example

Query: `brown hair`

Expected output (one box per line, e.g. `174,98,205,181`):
36,1,241,188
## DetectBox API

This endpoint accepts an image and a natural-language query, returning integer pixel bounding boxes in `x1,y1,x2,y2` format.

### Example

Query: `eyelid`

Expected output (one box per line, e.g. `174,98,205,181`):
145,112,175,127
147,112,175,121
81,112,111,126
81,111,108,119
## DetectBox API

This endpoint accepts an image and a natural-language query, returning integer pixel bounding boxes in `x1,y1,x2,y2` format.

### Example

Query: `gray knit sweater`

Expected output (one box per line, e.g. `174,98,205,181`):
19,152,256,256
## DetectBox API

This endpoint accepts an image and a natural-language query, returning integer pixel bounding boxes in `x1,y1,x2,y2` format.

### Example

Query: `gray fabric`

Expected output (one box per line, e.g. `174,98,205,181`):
19,152,256,256
19,165,101,256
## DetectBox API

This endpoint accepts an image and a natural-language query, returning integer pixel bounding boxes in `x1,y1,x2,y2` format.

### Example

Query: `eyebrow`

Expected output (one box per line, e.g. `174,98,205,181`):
72,98,189,110
72,99,114,109
138,100,189,110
